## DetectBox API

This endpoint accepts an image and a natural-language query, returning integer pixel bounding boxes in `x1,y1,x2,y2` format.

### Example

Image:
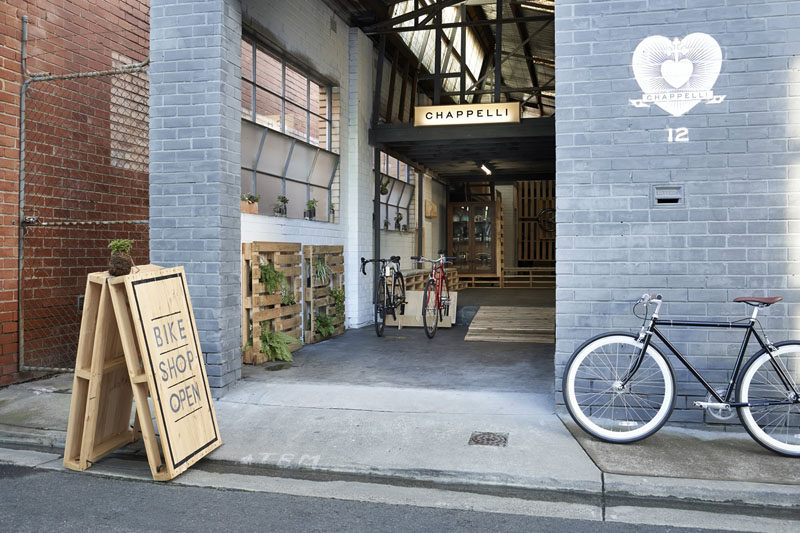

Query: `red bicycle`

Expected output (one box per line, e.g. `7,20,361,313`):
411,254,454,338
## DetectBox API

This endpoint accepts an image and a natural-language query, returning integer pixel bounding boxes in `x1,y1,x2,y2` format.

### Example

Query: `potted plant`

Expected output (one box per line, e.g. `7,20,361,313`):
108,239,134,276
380,179,389,195
394,211,403,230
383,218,389,230
241,193,259,214
305,199,318,220
401,224,408,232
273,195,288,216
329,203,335,222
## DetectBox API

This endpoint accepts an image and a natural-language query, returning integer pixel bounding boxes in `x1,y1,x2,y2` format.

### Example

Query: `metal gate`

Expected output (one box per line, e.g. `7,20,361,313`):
18,18,150,371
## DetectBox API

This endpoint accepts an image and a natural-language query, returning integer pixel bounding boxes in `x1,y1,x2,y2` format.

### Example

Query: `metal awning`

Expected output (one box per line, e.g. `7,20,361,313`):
370,116,554,181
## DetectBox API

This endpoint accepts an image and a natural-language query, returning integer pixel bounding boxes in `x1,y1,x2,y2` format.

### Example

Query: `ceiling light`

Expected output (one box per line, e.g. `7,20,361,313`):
480,164,492,175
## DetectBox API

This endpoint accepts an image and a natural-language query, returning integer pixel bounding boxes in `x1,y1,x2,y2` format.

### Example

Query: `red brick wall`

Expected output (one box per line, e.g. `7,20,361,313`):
0,0,149,385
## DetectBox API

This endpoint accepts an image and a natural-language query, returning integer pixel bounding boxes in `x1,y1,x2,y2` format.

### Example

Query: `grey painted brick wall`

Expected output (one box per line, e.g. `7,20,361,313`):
555,0,800,428
150,0,243,397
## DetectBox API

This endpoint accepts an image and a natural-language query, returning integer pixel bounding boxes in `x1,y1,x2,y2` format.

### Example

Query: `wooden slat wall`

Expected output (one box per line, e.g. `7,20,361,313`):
516,180,555,263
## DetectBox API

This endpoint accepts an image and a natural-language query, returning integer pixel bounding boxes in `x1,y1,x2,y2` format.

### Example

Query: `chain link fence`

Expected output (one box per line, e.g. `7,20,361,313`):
20,53,150,371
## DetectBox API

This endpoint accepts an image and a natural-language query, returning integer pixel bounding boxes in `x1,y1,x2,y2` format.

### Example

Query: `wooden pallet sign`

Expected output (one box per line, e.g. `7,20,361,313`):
64,265,221,481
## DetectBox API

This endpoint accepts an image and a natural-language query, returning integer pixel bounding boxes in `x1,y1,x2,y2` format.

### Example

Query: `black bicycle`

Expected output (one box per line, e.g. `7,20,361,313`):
361,256,406,337
563,293,800,456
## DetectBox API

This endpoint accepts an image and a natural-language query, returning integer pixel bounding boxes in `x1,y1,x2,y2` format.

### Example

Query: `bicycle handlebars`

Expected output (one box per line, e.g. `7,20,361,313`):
360,256,401,275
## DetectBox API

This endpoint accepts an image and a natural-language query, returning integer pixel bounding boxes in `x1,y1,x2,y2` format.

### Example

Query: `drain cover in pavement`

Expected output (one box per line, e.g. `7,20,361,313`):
468,432,508,447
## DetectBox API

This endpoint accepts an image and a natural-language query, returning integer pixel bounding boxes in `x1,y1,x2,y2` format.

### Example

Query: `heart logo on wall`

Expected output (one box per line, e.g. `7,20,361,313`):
631,33,724,117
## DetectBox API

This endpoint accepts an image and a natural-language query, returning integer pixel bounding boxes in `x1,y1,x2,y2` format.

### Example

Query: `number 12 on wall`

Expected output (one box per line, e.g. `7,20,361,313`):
667,127,688,142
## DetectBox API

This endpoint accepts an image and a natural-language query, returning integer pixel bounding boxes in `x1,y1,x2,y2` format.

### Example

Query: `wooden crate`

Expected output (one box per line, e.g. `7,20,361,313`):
303,245,345,344
242,242,303,364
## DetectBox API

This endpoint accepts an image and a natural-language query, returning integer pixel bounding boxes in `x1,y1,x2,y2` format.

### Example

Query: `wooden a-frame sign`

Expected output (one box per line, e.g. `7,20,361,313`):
64,265,221,480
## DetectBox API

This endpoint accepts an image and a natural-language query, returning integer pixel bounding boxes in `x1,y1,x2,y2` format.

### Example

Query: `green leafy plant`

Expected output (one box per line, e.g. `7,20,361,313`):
259,262,285,295
380,179,389,195
108,239,133,255
259,327,300,362
278,195,288,204
330,287,345,317
313,257,333,283
241,193,260,203
395,211,403,222
281,278,296,306
315,313,335,338
306,198,318,211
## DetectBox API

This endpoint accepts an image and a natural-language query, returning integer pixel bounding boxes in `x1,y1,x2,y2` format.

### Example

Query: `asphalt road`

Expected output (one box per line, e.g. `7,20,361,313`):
0,464,708,533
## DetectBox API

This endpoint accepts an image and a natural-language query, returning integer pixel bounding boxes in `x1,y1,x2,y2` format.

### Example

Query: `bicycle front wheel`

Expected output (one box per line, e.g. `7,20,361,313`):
563,333,675,443
392,272,406,318
374,276,386,337
737,342,800,456
422,278,439,339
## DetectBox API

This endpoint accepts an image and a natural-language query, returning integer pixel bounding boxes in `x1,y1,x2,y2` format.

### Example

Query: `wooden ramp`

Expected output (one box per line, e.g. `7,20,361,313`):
465,306,555,343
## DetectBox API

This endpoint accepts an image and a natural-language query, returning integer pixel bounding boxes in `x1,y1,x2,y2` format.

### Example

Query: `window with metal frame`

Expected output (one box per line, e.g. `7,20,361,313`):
241,36,340,221
376,153,415,231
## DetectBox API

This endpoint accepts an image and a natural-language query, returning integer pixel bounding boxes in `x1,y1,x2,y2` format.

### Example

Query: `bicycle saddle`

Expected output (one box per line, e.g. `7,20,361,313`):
733,296,782,306
390,255,401,263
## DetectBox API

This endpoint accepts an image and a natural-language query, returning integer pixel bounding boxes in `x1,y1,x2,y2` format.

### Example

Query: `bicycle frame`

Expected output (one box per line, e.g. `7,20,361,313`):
628,310,800,407
427,261,450,311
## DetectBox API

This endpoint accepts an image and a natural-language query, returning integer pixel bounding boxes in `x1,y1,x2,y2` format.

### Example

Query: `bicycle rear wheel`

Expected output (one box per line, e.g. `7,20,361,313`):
392,271,406,318
422,278,438,339
374,276,386,337
737,343,800,456
563,333,675,443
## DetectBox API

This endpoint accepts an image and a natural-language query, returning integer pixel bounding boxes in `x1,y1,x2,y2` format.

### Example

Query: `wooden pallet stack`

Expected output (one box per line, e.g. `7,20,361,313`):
241,242,303,364
402,267,460,291
303,245,345,344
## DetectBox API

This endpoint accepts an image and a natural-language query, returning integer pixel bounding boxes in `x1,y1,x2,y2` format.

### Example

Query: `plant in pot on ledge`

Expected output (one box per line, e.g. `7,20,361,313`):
241,193,260,214
108,239,134,276
273,195,288,216
305,199,318,220
394,211,403,230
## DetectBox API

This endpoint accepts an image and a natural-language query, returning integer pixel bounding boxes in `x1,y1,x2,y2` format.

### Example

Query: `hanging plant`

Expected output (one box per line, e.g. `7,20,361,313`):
380,179,389,195
330,287,345,317
259,327,300,362
315,313,335,338
281,277,296,306
314,256,333,283
259,262,285,295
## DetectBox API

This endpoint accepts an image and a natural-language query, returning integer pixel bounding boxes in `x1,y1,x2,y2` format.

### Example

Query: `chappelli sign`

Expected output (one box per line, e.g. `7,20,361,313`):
630,33,725,117
414,102,520,127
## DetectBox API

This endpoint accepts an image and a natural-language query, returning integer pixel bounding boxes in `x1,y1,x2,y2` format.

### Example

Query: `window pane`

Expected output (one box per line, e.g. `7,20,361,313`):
310,80,322,115
285,64,308,107
255,172,283,215
241,119,265,169
310,116,327,148
242,40,253,81
285,180,307,219
241,80,253,120
285,141,316,182
255,47,282,95
284,101,308,142
388,180,403,205
256,131,294,176
255,87,282,131
399,182,414,208
309,150,337,187
310,185,328,221
241,169,255,197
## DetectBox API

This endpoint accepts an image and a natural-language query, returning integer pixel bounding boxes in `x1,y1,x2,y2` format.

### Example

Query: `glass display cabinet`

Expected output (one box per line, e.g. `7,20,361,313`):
447,202,498,275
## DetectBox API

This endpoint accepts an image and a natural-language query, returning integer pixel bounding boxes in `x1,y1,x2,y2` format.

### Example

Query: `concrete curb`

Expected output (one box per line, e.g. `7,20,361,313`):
2,432,798,517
